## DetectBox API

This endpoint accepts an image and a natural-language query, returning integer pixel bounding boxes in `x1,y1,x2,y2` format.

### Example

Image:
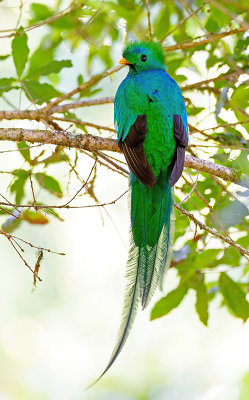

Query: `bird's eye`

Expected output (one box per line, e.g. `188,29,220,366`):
140,54,147,62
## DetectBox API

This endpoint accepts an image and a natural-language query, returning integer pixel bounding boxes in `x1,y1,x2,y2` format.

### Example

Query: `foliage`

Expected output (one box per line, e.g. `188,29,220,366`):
0,0,248,324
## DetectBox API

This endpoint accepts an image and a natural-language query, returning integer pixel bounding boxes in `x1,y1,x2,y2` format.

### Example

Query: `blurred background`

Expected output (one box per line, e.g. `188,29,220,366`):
0,0,249,399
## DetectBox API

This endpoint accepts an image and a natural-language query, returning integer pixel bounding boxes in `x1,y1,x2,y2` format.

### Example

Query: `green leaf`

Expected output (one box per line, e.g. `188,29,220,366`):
221,246,241,267
25,59,72,79
205,16,219,33
0,54,10,60
44,207,63,221
29,3,53,23
22,210,49,225
17,142,31,163
11,27,29,78
0,78,18,95
187,106,205,116
151,283,189,320
34,173,62,197
41,148,69,166
214,199,248,228
2,211,22,233
231,84,249,109
10,170,29,204
195,276,209,326
23,80,62,105
219,273,249,322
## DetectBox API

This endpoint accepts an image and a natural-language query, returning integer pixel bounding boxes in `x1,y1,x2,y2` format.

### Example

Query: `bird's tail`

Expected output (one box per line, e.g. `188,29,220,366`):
130,173,175,309
89,174,174,386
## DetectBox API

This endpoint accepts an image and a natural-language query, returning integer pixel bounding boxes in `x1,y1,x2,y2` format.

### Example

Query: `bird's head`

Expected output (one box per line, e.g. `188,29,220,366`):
119,41,165,74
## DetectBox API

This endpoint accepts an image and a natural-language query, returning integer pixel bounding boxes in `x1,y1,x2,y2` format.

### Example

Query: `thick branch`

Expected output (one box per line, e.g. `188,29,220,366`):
185,155,249,188
0,127,248,188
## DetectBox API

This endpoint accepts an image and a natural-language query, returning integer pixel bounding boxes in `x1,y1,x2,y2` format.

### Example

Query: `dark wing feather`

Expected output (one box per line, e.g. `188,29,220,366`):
119,115,155,189
169,115,188,187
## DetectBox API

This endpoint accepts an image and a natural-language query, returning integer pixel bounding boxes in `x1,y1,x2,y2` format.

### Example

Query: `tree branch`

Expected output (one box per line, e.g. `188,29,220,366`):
1,66,246,123
174,203,249,257
0,1,86,38
44,65,123,111
160,0,210,42
182,69,248,91
145,0,153,41
0,127,248,188
164,27,247,51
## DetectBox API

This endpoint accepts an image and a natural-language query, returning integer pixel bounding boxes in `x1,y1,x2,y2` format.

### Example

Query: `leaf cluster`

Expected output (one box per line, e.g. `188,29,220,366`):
0,0,248,323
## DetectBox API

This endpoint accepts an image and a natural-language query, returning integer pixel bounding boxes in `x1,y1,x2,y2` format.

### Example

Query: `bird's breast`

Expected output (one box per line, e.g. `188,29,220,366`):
144,107,176,177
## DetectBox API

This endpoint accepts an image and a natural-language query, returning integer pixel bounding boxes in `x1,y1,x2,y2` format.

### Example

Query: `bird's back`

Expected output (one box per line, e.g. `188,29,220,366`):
115,69,187,178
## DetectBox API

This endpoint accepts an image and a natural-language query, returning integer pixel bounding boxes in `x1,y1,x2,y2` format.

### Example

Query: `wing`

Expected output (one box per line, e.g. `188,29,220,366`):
169,115,188,187
118,115,156,189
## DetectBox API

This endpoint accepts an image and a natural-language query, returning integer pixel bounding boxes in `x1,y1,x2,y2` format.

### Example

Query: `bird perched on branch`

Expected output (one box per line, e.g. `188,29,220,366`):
93,41,188,384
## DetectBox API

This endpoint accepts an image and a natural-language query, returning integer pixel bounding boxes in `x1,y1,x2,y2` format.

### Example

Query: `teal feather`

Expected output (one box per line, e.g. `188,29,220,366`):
90,41,188,386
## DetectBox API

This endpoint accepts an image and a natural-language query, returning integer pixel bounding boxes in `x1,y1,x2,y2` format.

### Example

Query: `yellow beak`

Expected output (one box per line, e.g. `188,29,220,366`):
119,57,133,65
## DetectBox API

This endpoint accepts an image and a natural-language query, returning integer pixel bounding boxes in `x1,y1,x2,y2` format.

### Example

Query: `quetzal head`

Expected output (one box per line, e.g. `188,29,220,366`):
119,41,165,73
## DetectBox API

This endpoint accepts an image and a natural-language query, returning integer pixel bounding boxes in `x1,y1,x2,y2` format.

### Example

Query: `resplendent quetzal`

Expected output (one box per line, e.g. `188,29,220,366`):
97,41,188,382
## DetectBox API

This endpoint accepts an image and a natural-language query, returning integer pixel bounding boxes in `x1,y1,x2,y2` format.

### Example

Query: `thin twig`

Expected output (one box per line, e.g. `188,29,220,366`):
210,0,249,30
29,174,36,204
190,144,249,151
0,190,128,210
94,151,129,175
182,69,247,91
62,160,96,207
174,203,249,257
51,97,115,113
0,1,85,38
164,27,247,51
160,1,210,42
145,0,153,41
220,0,249,11
44,65,123,111
52,117,115,132
0,230,65,255
177,172,199,204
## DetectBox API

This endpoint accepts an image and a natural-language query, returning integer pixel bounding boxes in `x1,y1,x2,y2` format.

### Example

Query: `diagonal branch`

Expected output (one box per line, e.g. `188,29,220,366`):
0,127,248,188
0,1,86,38
164,27,247,51
44,65,123,111
1,67,246,123
160,1,210,42
174,203,249,257
145,0,153,41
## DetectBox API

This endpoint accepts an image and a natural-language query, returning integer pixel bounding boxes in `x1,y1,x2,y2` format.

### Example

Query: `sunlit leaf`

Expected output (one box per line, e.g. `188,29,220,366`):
11,27,29,78
29,3,53,23
26,59,72,79
17,142,31,163
23,80,62,105
10,170,30,204
0,78,18,94
195,276,209,326
0,54,10,60
151,283,189,320
23,210,49,225
2,210,22,233
34,173,62,197
219,273,249,322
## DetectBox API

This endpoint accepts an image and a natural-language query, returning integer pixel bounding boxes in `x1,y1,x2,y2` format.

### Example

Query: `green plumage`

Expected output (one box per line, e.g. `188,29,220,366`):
91,41,188,385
